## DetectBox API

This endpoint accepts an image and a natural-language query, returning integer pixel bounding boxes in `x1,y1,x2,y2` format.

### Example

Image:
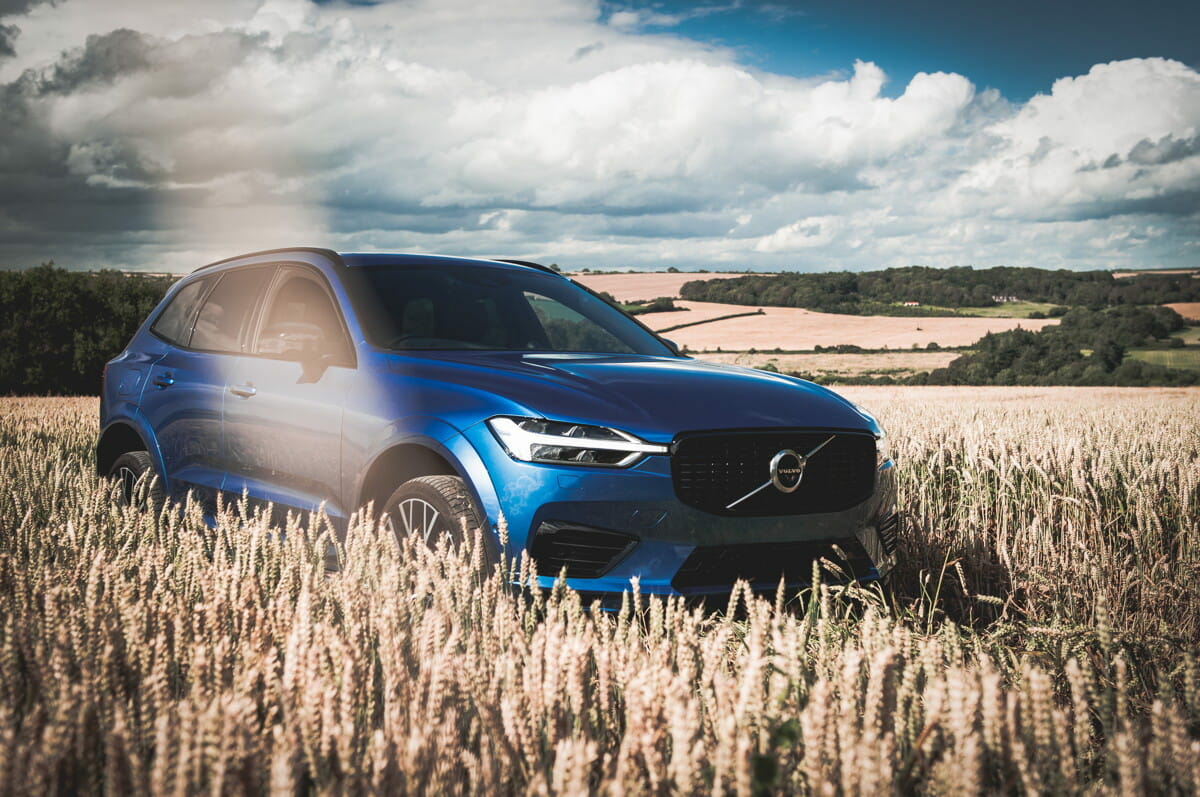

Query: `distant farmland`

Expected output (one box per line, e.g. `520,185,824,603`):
1166,302,1200,322
574,271,745,302
640,300,1058,351
574,274,1060,351
699,350,960,380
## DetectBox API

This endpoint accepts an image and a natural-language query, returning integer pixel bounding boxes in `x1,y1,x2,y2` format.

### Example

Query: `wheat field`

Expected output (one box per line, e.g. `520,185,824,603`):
1,389,1198,795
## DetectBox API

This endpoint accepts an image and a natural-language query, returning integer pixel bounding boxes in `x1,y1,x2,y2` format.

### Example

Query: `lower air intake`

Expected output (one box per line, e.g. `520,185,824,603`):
529,521,638,579
671,538,874,591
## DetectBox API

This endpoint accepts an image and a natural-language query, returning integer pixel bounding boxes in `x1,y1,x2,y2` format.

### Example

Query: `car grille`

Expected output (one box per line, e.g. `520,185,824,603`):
528,521,638,579
671,430,876,516
671,538,874,591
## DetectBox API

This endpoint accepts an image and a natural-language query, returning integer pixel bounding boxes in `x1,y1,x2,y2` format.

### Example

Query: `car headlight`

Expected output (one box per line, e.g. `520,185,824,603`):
487,416,669,468
848,400,891,468
875,430,891,468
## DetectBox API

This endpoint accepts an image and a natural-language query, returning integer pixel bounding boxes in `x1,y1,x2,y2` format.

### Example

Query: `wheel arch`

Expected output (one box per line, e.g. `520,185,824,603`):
353,424,504,541
96,421,150,476
357,442,460,516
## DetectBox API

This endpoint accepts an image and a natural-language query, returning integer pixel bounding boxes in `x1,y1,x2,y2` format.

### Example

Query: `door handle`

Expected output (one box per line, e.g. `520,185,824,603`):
152,373,175,389
229,384,257,398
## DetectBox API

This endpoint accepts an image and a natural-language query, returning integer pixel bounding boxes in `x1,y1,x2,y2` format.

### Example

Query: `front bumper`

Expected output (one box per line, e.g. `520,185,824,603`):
460,423,898,598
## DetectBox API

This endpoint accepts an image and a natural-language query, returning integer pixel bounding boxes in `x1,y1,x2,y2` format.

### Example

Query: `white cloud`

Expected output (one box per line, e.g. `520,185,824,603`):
755,216,841,252
947,58,1200,221
0,0,1196,272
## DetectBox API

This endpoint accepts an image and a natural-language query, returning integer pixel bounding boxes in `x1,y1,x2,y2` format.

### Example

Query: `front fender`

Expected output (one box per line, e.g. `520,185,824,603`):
350,415,502,534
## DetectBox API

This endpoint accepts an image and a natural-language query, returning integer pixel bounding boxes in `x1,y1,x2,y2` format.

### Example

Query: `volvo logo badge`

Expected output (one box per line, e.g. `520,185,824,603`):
725,434,836,510
769,449,806,493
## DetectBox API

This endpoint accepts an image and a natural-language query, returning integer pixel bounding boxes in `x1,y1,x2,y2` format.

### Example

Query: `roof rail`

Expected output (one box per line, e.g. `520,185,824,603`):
494,258,562,276
193,247,343,273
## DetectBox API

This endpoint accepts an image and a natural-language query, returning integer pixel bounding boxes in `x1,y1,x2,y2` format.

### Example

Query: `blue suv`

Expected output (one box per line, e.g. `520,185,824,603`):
98,248,898,599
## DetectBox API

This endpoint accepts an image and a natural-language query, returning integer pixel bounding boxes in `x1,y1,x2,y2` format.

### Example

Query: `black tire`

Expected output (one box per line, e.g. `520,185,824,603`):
109,450,165,510
382,475,489,552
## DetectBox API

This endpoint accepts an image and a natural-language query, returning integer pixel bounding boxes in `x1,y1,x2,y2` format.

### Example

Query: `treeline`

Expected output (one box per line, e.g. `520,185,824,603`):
1,264,174,395
916,306,1197,386
590,292,685,316
680,266,1200,314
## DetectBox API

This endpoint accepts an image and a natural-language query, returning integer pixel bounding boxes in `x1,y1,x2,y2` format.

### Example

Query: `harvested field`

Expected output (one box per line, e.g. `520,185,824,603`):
1113,269,1199,278
1166,302,1200,321
573,271,745,302
639,300,1058,350
3,390,1200,794
698,350,960,378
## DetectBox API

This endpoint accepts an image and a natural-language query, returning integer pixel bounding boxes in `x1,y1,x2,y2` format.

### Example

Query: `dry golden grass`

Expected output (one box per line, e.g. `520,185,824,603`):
2,390,1199,795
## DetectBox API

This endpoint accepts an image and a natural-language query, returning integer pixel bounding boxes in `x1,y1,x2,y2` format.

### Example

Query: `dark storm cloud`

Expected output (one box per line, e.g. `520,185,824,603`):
0,0,54,14
1016,189,1200,224
0,28,164,266
0,23,17,57
571,41,603,60
0,74,64,176
1127,133,1200,166
25,27,263,102
38,28,154,93
1077,135,1200,174
0,0,56,59
0,1,1196,271
1101,190,1200,220
0,25,269,215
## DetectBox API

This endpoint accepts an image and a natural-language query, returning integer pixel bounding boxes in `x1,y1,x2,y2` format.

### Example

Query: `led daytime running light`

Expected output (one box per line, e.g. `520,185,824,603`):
488,417,668,467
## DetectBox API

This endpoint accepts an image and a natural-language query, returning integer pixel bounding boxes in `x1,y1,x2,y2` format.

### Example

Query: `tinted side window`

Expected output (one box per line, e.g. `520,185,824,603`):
190,268,271,353
151,278,209,345
255,272,352,363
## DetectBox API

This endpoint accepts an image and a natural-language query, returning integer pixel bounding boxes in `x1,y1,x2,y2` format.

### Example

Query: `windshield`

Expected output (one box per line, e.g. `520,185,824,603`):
345,263,676,356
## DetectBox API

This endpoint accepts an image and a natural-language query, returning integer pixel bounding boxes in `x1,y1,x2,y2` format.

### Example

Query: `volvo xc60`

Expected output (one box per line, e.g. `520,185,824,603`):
98,248,899,599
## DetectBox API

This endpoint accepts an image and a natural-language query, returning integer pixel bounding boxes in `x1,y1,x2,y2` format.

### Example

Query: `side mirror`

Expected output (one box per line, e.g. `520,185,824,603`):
260,322,327,362
661,337,684,356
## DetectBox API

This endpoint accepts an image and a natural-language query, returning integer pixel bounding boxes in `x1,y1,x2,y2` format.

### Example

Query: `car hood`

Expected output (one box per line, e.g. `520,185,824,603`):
385,351,876,441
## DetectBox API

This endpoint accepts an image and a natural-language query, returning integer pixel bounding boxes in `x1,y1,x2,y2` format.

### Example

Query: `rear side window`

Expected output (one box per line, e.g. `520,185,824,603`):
151,278,209,346
190,267,272,353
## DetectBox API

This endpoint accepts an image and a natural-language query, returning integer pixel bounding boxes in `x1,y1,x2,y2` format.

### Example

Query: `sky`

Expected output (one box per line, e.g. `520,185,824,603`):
0,0,1197,273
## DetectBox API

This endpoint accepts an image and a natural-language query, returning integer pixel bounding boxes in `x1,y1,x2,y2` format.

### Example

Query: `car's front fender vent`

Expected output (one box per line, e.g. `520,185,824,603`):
877,512,902,557
529,522,638,579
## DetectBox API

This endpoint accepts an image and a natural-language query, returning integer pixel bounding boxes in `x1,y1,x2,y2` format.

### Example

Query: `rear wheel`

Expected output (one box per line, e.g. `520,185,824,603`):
108,450,165,510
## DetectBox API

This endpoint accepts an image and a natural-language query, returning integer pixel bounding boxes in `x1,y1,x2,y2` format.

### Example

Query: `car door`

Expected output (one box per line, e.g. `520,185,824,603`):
140,266,274,504
222,265,357,519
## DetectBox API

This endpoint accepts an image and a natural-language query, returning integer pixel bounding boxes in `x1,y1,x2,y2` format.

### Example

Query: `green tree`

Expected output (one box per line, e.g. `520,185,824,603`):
0,264,174,395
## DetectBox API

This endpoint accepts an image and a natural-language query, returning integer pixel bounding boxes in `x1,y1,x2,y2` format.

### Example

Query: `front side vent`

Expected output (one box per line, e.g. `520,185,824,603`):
529,521,638,579
877,512,902,556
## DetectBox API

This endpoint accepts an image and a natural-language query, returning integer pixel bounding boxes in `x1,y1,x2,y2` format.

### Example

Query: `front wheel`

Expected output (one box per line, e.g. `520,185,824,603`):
108,450,165,510
382,475,488,550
